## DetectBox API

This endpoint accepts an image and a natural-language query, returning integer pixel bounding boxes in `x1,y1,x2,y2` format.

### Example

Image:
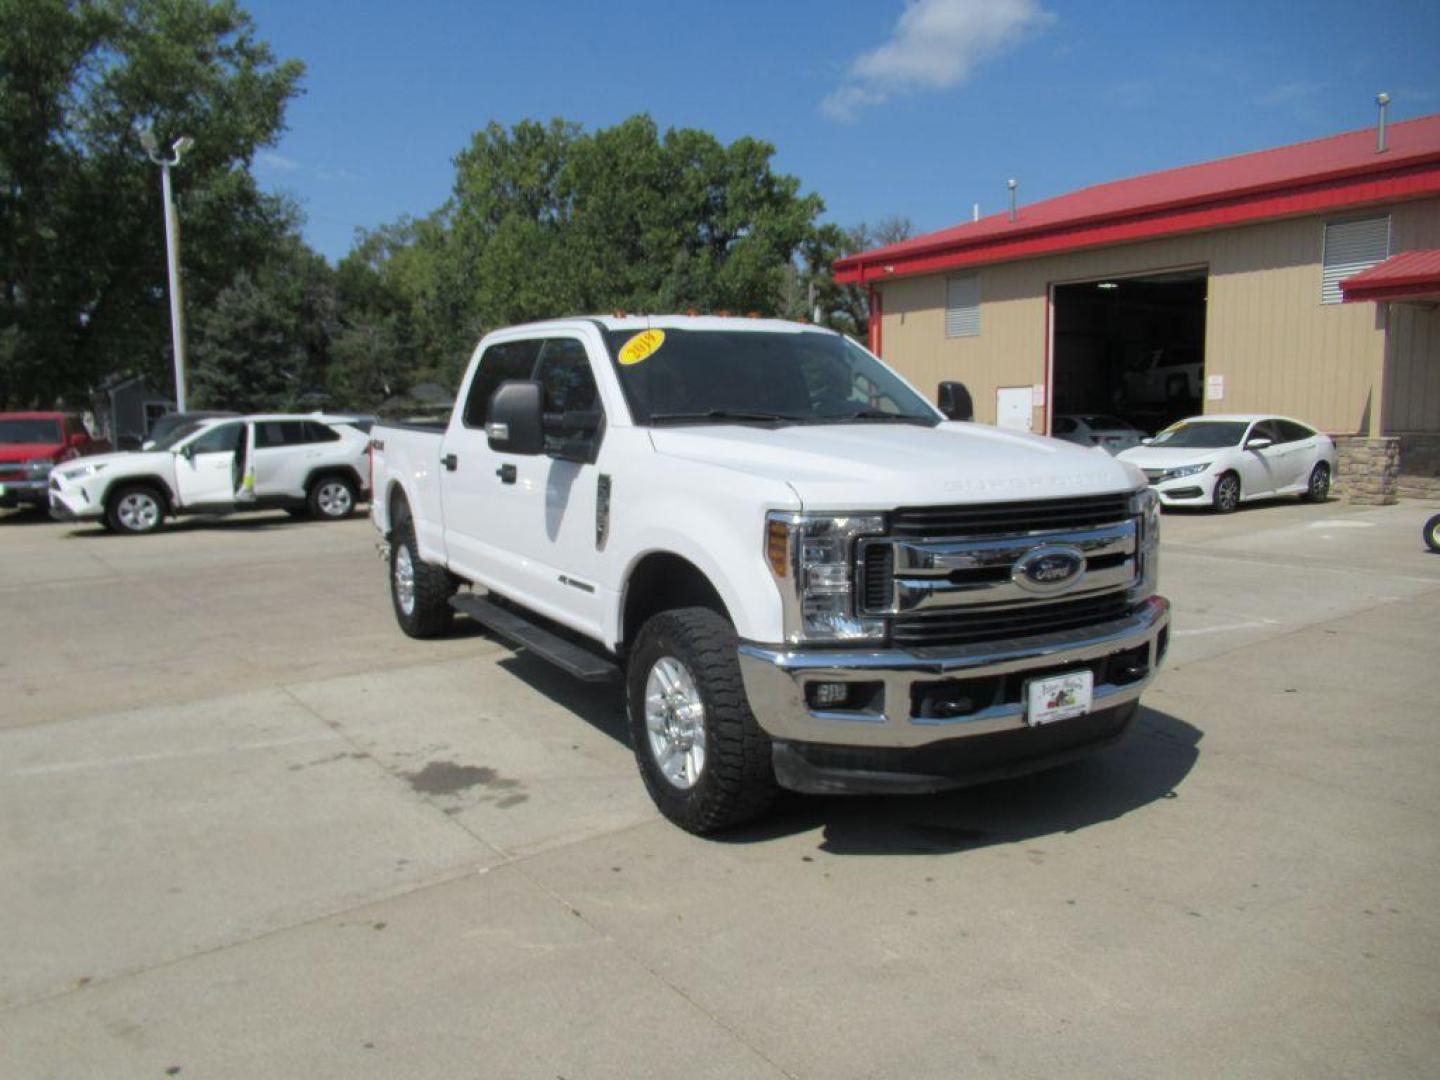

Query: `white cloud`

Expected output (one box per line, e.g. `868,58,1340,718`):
257,150,300,172
1258,81,1324,107
822,0,1054,121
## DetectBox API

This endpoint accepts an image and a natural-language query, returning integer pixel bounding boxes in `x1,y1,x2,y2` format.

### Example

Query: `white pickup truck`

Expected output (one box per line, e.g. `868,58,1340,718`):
370,316,1169,833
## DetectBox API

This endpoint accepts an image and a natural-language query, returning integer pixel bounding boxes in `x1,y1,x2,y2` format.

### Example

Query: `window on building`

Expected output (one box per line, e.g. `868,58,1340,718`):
1321,216,1390,304
944,274,981,337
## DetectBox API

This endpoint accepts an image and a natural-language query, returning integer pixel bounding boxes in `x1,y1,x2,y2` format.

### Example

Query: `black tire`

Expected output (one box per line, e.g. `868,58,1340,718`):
308,474,357,520
1424,513,1440,554
1212,471,1241,513
105,483,166,534
626,607,778,834
1301,462,1331,503
389,510,454,638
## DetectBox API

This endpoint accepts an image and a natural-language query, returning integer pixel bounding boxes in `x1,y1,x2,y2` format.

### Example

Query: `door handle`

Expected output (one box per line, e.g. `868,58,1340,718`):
496,464,517,484
442,453,458,471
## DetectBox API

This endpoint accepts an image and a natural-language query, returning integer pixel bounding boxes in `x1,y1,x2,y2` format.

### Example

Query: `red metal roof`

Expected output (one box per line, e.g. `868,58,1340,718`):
1340,248,1440,302
835,114,1440,284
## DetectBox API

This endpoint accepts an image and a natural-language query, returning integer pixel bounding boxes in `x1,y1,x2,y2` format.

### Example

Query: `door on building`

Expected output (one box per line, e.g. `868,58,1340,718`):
996,386,1033,431
1050,269,1207,439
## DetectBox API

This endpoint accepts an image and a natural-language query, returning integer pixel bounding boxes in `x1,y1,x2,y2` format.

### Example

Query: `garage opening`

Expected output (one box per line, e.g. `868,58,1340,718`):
1051,269,1207,439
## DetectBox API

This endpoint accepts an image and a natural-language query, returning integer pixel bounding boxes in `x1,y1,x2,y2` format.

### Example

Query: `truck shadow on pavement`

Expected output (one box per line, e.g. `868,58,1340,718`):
733,707,1202,855
498,646,1202,856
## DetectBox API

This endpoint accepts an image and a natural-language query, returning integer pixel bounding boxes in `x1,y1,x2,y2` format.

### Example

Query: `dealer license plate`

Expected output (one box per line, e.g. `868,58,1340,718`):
1026,670,1093,726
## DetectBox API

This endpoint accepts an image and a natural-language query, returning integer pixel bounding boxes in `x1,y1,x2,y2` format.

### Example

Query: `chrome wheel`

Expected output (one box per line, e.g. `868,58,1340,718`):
316,480,353,517
393,544,416,616
1308,465,1330,501
644,656,707,790
1214,474,1240,513
117,491,160,532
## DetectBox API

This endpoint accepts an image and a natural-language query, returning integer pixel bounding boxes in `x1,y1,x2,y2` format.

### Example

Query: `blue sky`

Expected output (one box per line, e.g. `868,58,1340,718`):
243,0,1440,263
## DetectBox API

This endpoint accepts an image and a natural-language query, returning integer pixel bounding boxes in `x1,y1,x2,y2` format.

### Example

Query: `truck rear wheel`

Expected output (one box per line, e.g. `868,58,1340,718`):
390,513,454,638
626,607,777,834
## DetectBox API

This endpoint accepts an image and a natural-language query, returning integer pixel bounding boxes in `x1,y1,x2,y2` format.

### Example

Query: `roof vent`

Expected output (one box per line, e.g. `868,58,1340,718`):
1007,178,1018,222
1376,92,1390,153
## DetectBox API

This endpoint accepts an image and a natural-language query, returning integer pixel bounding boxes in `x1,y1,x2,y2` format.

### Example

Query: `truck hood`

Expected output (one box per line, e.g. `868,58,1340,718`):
649,422,1144,509
0,442,64,463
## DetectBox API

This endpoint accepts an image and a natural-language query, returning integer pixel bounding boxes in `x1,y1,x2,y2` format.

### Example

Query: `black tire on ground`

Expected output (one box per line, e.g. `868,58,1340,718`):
1425,513,1440,554
308,474,357,520
105,483,166,534
1301,462,1331,503
626,606,778,834
1212,471,1241,513
389,509,454,638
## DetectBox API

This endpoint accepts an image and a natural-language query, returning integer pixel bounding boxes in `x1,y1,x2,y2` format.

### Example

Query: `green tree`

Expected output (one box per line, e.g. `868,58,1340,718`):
0,0,304,407
343,114,827,382
188,231,335,411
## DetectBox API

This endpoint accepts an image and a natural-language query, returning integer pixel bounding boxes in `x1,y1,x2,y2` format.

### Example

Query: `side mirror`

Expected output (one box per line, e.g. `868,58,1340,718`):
1140,437,1154,446
937,381,974,422
487,380,544,455
1246,437,1273,451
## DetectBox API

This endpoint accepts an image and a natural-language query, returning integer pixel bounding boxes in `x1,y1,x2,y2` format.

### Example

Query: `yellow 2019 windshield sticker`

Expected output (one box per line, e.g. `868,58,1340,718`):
618,329,666,366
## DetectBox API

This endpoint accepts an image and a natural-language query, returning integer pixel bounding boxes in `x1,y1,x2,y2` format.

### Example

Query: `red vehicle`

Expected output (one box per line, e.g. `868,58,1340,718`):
0,412,107,510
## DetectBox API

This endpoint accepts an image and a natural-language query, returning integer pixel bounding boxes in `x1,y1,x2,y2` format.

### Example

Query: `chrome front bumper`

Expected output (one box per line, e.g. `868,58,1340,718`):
737,596,1170,750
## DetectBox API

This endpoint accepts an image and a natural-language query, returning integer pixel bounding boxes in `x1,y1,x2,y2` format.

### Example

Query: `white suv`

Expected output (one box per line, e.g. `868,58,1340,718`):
50,414,371,534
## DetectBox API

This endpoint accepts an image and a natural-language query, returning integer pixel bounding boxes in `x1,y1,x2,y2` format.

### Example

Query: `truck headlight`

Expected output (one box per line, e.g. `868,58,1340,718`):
1128,487,1160,603
766,512,886,644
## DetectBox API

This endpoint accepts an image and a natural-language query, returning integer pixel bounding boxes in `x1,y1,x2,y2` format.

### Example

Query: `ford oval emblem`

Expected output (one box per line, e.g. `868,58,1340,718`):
1012,544,1086,595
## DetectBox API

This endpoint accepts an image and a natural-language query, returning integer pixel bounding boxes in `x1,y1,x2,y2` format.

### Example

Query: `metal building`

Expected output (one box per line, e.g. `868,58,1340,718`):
834,113,1440,502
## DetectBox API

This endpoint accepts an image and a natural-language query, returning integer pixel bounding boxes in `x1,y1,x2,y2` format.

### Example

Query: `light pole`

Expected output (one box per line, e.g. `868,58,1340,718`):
141,130,195,412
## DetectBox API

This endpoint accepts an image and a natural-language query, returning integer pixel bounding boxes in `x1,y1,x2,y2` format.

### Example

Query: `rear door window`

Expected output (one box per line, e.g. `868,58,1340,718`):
462,340,542,428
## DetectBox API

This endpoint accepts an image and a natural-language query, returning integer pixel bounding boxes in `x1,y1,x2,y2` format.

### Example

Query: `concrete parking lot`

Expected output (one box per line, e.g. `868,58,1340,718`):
2,496,1439,1079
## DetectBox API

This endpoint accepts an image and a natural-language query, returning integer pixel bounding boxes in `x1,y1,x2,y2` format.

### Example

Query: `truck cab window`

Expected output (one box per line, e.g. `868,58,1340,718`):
463,340,542,428
535,338,599,415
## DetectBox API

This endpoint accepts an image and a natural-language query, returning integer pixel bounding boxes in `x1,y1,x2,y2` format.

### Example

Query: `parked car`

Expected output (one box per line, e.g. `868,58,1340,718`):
1117,413,1336,512
370,315,1169,834
0,411,107,510
139,410,239,450
49,414,370,534
1051,414,1147,454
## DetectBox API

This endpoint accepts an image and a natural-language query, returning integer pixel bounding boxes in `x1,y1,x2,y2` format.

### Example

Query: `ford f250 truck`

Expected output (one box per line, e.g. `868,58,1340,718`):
370,316,1170,834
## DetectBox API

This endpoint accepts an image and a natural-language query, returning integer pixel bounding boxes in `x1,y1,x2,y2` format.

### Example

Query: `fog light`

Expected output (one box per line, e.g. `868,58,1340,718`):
810,682,850,708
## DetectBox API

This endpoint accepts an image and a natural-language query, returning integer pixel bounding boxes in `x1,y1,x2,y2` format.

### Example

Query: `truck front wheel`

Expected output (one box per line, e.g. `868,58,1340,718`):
389,514,454,638
626,607,777,834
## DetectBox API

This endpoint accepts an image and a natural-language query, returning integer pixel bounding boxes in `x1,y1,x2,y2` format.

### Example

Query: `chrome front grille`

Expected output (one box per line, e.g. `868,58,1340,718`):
889,493,1133,539
891,593,1132,650
860,494,1141,648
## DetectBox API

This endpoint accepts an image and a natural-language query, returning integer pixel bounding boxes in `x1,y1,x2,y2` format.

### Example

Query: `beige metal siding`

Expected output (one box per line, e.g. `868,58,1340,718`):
1386,200,1440,433
877,198,1440,435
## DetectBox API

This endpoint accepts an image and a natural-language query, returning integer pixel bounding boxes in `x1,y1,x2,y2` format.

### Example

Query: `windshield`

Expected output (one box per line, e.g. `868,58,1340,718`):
0,419,62,444
150,421,206,451
602,328,938,426
1151,420,1248,449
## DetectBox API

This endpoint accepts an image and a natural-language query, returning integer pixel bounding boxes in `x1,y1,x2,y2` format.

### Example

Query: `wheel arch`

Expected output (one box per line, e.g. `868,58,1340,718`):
101,475,174,514
620,550,736,657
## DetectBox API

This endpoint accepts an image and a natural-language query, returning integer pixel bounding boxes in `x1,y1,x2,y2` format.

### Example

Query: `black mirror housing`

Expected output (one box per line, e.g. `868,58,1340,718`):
487,381,545,455
937,381,974,422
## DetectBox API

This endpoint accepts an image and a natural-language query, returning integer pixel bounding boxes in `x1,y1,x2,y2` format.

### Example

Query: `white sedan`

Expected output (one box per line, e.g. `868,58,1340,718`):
1117,414,1337,512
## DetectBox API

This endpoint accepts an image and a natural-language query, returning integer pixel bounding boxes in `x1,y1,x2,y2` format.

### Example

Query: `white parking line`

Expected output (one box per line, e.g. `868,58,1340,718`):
1173,618,1281,637
4,732,343,778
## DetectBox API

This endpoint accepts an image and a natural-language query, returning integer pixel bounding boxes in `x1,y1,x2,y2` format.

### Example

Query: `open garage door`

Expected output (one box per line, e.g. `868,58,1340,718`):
1051,270,1207,437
